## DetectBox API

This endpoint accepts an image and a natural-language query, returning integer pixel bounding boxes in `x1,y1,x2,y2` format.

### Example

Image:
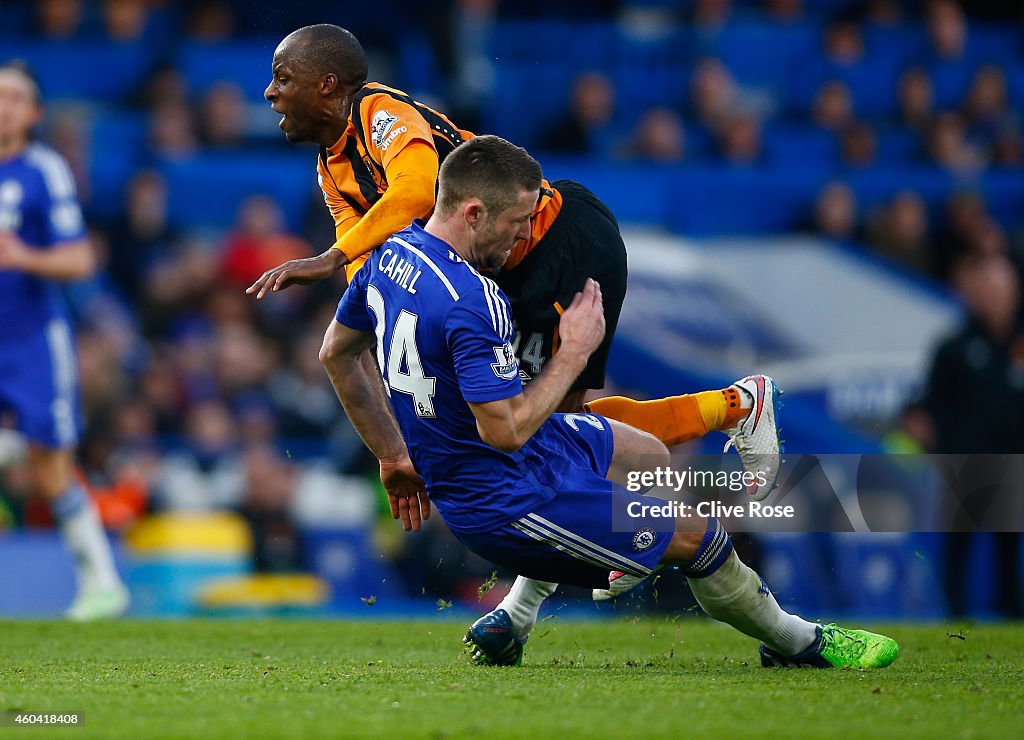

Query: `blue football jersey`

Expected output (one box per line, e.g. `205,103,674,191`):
337,220,581,533
0,143,86,336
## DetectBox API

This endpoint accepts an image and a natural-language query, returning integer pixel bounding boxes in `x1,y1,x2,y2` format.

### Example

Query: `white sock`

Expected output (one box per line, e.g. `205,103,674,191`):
53,485,122,592
496,577,558,639
687,551,818,656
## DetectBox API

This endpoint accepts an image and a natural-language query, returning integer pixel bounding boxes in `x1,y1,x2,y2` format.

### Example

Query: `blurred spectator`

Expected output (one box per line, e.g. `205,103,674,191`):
897,68,935,135
766,0,803,24
812,80,854,132
840,121,877,168
153,399,241,511
690,58,736,134
110,398,160,468
823,19,865,67
138,354,185,436
219,195,314,288
926,0,967,61
970,216,1011,260
625,107,686,163
928,112,986,174
237,445,303,572
992,128,1023,168
35,0,85,39
918,252,1024,618
102,0,149,42
963,65,1020,156
131,64,190,110
235,394,278,449
865,0,903,27
212,322,279,404
537,71,617,155
143,239,219,333
717,115,763,165
204,286,255,330
811,181,858,242
106,170,178,306
77,330,129,420
449,0,498,133
689,57,774,134
933,191,990,281
692,0,732,28
198,81,249,150
268,328,344,439
867,191,931,272
148,101,199,161
186,1,236,41
47,110,92,204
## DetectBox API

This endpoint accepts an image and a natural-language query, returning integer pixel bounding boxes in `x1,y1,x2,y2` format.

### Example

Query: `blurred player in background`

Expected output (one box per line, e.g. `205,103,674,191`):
328,135,898,669
247,24,780,656
0,60,128,620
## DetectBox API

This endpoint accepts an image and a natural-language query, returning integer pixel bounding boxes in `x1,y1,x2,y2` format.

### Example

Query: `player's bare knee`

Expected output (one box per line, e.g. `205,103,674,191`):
318,321,343,368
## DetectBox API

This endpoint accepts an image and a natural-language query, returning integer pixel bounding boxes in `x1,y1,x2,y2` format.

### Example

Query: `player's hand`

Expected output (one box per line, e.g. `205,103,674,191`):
379,455,430,532
0,231,30,272
245,248,350,300
558,278,605,358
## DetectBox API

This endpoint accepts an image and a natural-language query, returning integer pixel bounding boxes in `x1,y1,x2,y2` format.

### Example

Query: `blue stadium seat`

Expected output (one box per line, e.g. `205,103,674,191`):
483,62,576,148
86,112,149,219
706,21,817,96
3,41,158,102
843,166,958,211
788,59,902,118
762,123,839,171
177,40,278,101
611,62,690,124
863,24,928,71
667,167,825,235
875,128,922,163
159,152,313,232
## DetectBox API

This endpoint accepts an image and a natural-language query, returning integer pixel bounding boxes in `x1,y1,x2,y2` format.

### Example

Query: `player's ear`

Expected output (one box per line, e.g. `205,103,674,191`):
320,72,339,96
463,200,485,227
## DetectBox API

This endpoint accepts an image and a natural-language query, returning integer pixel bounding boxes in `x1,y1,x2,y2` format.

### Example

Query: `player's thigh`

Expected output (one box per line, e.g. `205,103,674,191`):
0,321,80,454
455,482,677,588
606,418,669,487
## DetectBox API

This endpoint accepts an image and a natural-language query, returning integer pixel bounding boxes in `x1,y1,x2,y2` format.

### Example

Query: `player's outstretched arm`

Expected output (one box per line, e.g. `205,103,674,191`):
470,279,605,453
0,232,95,282
246,246,350,300
322,320,429,531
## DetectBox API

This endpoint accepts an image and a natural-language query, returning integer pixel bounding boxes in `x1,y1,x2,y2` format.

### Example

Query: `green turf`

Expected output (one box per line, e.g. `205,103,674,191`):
1,618,1022,739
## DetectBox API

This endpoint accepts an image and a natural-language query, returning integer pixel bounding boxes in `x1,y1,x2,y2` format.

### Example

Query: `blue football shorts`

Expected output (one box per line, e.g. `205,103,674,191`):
450,412,676,589
0,318,81,448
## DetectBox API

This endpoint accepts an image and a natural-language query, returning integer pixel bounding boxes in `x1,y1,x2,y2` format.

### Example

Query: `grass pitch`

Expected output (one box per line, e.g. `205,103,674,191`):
1,618,1022,739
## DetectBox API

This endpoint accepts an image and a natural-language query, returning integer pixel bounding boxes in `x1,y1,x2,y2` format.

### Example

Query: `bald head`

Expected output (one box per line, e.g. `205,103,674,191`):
281,24,367,95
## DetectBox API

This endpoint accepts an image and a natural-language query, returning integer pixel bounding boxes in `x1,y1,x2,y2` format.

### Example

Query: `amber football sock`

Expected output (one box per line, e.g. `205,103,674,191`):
585,387,750,447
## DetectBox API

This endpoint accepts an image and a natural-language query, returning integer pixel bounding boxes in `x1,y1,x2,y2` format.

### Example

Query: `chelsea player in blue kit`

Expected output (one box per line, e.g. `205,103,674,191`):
327,135,898,669
0,61,128,619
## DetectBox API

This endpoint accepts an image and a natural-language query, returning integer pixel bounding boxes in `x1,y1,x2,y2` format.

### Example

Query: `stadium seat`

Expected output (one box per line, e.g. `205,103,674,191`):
177,40,279,101
3,41,159,103
159,153,314,232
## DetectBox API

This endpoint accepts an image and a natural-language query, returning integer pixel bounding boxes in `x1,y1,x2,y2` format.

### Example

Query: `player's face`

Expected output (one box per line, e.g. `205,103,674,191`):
0,71,42,147
265,43,322,143
476,188,538,270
